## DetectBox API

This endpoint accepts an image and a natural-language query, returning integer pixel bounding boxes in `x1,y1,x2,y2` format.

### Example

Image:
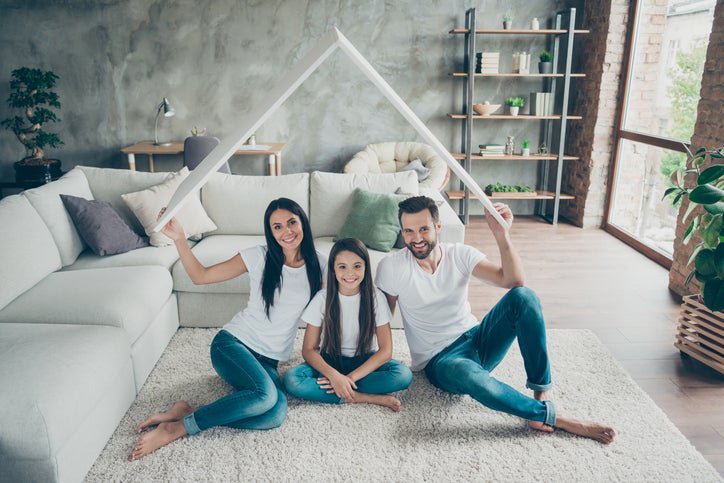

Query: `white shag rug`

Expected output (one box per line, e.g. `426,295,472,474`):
86,329,722,482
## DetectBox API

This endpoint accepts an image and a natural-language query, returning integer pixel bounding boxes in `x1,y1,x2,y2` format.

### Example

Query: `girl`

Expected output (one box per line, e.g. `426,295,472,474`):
283,238,412,411
129,198,326,460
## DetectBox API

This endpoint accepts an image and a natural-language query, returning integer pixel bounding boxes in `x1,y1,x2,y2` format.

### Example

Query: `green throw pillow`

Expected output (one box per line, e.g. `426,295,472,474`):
336,188,408,252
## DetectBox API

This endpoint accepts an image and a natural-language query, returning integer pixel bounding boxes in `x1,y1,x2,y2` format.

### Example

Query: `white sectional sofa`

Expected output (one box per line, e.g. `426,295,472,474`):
0,166,464,483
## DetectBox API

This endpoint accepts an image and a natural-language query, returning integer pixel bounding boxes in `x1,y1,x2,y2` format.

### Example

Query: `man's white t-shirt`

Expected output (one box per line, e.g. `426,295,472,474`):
223,245,328,362
375,242,486,371
302,288,392,357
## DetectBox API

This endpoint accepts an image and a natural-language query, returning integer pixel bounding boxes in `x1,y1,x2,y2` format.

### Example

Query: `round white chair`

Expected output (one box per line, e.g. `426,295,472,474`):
343,142,450,191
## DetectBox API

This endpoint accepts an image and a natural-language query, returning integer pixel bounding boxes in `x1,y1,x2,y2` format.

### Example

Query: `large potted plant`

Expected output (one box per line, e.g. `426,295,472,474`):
1,67,64,183
665,145,724,374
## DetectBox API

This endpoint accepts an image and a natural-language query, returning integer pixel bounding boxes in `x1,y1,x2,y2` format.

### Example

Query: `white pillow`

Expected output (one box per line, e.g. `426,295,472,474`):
400,158,430,181
121,167,217,246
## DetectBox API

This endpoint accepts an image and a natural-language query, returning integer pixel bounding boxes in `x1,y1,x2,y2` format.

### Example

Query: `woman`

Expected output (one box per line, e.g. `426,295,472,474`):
129,198,325,460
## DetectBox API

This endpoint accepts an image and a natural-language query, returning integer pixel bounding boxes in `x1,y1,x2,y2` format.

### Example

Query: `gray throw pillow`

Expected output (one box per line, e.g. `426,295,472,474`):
60,194,149,256
400,158,430,181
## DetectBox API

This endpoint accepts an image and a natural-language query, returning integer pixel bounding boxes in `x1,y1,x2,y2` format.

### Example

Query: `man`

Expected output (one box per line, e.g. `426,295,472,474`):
375,196,615,444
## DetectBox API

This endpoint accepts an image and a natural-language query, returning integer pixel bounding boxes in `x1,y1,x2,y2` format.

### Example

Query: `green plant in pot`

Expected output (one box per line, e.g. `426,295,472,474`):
664,145,724,311
1,67,64,183
539,50,553,74
505,96,525,116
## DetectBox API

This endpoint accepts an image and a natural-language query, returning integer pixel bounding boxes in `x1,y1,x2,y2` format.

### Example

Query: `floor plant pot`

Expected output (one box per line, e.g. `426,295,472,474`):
509,106,519,116
14,159,63,184
539,61,552,74
676,294,724,374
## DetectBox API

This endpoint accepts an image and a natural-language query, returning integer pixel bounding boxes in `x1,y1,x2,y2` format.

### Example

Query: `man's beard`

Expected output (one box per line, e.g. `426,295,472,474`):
406,239,437,260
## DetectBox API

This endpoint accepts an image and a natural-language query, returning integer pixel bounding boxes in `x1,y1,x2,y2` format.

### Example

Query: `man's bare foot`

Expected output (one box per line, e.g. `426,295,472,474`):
344,392,401,412
128,420,188,461
135,401,195,433
555,412,616,444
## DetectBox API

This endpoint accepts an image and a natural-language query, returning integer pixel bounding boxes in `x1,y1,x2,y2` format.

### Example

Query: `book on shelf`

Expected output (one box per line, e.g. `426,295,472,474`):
530,92,553,116
479,144,504,150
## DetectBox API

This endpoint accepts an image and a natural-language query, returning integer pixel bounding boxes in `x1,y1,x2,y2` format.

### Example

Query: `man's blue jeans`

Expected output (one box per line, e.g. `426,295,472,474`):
283,353,413,403
182,330,287,435
424,286,555,426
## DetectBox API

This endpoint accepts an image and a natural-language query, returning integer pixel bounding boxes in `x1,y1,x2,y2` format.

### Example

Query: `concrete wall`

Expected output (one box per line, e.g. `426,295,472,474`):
0,0,580,214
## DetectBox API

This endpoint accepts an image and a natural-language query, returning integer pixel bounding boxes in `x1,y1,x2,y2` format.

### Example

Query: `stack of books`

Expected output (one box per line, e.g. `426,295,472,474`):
476,52,499,74
530,92,554,116
478,144,505,156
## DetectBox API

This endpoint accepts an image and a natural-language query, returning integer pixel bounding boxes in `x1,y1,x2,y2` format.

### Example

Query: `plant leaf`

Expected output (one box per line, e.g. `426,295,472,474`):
704,202,724,215
696,248,717,276
685,269,696,286
690,184,724,204
683,200,699,221
683,216,700,244
688,243,704,266
702,278,724,311
703,215,723,248
697,165,724,185
662,187,677,200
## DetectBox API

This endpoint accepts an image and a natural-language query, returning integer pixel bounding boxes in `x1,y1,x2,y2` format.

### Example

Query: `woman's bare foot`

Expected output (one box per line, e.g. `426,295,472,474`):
528,390,554,432
135,401,195,433
345,392,401,412
128,420,187,461
555,412,616,444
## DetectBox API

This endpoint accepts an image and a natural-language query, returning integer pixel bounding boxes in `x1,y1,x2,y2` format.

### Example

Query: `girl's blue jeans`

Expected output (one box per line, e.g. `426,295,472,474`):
182,330,287,435
283,352,413,404
424,287,556,426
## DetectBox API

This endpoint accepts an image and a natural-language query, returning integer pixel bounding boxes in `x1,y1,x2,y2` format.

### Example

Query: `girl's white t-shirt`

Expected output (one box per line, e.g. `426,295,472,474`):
302,288,392,357
223,245,328,362
375,242,486,371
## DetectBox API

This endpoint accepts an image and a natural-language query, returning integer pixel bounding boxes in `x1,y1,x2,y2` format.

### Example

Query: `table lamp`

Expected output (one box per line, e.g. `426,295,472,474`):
153,97,175,146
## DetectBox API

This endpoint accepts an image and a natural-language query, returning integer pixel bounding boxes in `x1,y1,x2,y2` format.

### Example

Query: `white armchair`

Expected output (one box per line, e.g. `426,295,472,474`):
343,142,450,191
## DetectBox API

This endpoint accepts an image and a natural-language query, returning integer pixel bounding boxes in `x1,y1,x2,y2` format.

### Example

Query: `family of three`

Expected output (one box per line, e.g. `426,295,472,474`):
128,195,615,461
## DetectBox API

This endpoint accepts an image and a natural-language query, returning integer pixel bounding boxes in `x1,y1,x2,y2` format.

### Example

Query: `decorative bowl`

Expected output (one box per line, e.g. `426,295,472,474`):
473,103,501,115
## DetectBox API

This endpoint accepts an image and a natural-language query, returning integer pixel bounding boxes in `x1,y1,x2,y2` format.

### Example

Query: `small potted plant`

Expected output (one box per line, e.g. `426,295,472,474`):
522,140,531,156
503,11,513,29
664,145,724,373
505,96,525,116
1,67,64,183
539,50,553,74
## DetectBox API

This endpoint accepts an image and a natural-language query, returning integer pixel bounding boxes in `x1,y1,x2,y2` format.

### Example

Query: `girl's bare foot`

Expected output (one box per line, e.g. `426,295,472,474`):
135,401,195,433
528,390,553,432
128,420,187,461
345,392,401,412
555,412,616,444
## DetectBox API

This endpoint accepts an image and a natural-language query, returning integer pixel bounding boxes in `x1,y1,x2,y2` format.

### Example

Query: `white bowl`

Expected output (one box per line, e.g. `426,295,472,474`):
473,103,501,115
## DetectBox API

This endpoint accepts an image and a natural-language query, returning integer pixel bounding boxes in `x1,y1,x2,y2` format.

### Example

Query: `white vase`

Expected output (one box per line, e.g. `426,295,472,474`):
522,147,530,156
509,106,519,116
531,18,539,30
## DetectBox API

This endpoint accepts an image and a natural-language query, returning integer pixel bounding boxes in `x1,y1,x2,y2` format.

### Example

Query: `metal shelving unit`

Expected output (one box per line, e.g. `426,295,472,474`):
449,7,587,225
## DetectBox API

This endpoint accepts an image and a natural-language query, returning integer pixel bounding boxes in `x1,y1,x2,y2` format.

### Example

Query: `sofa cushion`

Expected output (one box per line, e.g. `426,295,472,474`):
310,171,419,237
61,194,150,256
121,167,218,246
78,166,170,235
23,168,94,266
0,266,173,344
336,188,408,252
0,195,62,311
201,172,310,235
172,235,266,293
62,242,193,272
0,323,134,482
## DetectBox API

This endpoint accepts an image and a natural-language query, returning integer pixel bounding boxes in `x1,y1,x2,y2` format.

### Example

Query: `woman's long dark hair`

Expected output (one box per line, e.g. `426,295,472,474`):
261,198,322,318
321,238,376,361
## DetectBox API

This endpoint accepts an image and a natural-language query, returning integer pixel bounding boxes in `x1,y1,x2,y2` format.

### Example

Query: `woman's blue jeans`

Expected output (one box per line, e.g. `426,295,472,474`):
424,287,556,426
182,330,287,435
283,353,413,404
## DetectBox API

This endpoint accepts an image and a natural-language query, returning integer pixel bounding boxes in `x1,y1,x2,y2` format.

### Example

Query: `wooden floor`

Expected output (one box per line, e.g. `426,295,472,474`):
464,216,724,476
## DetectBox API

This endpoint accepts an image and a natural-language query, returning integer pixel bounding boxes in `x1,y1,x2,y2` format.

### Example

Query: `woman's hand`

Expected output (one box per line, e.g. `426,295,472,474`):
317,372,357,400
157,208,185,242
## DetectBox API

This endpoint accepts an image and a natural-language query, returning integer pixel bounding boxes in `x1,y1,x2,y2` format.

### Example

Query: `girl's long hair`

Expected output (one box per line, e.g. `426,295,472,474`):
321,238,376,361
261,198,322,318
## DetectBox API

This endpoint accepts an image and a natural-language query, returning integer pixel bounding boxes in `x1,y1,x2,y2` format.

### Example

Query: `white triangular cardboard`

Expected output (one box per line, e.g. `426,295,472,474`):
153,28,506,232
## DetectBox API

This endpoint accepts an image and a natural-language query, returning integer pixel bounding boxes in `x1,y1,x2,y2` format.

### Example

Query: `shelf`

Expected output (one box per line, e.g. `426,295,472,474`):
448,114,583,120
450,28,589,35
450,72,586,78
445,190,575,200
451,153,579,161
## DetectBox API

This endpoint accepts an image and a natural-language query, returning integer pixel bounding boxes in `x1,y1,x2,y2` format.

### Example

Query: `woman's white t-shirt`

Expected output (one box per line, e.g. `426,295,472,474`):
223,245,328,362
302,288,392,357
375,242,486,371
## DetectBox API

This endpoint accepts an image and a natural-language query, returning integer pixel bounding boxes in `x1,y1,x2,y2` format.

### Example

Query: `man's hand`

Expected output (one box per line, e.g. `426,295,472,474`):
485,203,513,238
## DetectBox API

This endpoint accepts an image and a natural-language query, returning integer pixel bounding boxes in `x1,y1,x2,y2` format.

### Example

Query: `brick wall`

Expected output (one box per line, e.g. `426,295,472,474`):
561,0,629,227
669,0,724,295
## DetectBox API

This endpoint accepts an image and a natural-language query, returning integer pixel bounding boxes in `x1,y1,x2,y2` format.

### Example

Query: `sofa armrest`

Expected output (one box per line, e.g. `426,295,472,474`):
421,189,465,244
